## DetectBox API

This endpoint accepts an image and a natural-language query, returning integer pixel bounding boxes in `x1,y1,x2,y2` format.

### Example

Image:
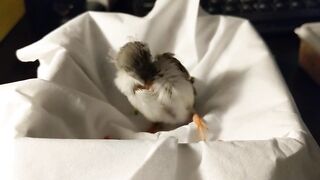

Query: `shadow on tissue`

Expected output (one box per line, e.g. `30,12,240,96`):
194,69,248,140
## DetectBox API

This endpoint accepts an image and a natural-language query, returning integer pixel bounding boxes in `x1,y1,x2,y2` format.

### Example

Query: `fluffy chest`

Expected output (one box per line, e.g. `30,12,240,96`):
114,70,195,124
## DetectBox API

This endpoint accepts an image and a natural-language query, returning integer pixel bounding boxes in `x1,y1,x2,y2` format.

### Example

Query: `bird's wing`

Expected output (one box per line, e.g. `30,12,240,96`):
154,53,196,107
155,53,193,82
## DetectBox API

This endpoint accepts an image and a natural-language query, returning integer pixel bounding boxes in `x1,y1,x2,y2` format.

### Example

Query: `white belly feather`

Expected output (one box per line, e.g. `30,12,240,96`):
114,67,195,124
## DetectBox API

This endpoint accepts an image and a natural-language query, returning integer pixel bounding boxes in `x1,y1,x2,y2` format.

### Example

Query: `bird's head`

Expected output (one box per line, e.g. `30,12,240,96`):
116,41,157,84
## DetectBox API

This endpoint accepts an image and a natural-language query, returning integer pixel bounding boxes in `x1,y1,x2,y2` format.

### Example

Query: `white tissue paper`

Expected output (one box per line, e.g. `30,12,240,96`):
0,0,319,179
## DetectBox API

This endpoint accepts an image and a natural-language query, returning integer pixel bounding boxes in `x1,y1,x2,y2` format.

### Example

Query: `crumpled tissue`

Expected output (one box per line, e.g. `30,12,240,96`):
0,0,319,179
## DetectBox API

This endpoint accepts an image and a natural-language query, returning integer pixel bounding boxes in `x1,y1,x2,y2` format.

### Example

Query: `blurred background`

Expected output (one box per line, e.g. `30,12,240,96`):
0,0,319,144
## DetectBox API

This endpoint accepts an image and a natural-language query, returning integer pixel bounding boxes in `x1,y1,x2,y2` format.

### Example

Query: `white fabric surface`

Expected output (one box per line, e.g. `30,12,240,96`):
0,0,319,179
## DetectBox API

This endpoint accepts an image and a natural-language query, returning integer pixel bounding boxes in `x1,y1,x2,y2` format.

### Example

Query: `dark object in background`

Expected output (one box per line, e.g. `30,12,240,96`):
109,0,320,35
109,0,155,17
200,0,320,35
298,40,320,85
0,17,39,84
87,1,107,11
24,0,106,39
24,0,85,39
0,0,107,83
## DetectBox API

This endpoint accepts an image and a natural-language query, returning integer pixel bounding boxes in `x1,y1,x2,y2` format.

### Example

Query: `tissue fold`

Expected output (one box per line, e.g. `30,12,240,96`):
0,0,319,179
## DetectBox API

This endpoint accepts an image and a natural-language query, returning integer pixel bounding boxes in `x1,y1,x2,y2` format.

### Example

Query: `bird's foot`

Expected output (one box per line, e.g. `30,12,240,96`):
193,113,208,141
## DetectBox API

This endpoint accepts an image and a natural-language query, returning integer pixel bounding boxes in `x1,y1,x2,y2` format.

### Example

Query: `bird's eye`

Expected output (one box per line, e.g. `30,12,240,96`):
135,61,143,68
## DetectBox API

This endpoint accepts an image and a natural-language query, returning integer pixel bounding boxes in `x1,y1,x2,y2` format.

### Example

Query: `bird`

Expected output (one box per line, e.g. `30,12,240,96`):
114,41,207,140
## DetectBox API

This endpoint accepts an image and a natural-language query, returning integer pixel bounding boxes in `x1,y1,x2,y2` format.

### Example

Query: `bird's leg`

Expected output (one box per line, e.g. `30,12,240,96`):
192,113,207,141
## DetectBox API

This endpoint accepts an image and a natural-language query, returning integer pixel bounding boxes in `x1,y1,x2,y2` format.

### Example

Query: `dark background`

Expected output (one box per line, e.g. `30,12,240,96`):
0,0,319,144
